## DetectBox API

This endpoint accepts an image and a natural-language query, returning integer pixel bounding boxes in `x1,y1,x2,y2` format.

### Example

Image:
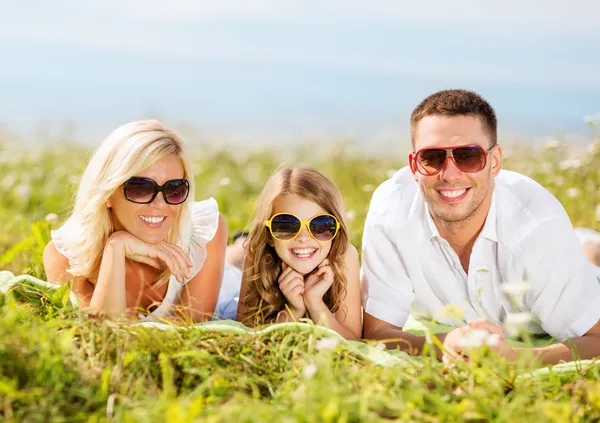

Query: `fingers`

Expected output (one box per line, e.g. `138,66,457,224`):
148,245,189,283
318,258,330,267
278,269,304,291
148,247,182,281
278,269,305,299
160,242,193,279
280,277,304,300
467,319,505,338
284,282,304,298
305,262,333,288
279,264,295,282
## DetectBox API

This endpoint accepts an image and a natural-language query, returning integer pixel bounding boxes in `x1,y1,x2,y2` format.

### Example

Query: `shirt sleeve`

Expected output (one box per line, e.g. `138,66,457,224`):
521,216,600,340
361,216,416,328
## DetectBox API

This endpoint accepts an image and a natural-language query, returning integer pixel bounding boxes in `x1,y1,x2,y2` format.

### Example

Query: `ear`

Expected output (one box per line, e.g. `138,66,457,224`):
490,145,502,177
408,153,419,182
106,197,113,208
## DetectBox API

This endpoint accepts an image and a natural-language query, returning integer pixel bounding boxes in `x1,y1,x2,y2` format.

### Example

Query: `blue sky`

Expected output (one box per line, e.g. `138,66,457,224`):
1,0,599,145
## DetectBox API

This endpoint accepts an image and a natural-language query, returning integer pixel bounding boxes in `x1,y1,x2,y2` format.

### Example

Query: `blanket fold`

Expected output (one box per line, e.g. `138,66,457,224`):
1,271,595,375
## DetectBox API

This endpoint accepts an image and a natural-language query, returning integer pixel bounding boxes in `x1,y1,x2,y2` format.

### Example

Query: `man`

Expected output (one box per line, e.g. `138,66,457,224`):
361,89,600,364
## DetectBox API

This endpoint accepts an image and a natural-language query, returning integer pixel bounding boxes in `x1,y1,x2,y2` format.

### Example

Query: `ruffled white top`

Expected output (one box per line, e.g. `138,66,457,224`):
51,197,239,320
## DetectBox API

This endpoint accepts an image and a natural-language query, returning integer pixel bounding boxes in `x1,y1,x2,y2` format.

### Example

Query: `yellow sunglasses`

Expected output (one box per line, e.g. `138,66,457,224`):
265,213,340,241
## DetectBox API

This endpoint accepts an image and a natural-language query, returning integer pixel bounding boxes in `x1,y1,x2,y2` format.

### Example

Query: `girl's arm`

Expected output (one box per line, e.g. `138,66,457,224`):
178,214,228,322
235,254,252,325
305,245,363,340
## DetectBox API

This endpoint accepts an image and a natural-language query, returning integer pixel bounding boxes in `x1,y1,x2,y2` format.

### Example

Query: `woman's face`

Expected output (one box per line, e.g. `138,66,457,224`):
107,155,187,244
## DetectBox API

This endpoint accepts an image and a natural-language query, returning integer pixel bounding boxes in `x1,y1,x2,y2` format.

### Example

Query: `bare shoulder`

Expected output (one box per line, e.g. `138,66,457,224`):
214,214,228,243
344,244,360,278
43,241,68,268
343,244,360,270
42,241,71,284
217,213,228,235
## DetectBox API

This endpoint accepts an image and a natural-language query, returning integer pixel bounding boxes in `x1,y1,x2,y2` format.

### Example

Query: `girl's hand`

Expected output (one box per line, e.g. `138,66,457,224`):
303,259,334,308
278,262,306,319
106,231,193,282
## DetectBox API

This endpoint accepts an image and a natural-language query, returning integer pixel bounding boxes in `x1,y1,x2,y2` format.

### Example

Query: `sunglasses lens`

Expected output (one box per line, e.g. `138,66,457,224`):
453,146,486,172
164,180,190,204
124,178,156,203
310,215,338,241
270,214,301,240
416,149,447,175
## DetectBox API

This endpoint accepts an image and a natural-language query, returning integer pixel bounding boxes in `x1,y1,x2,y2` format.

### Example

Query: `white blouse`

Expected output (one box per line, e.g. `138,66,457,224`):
52,198,221,320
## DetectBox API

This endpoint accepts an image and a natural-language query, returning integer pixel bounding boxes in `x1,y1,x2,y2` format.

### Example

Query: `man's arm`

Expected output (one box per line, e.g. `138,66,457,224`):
364,312,449,358
524,215,600,361
530,321,600,363
467,319,600,364
462,212,600,364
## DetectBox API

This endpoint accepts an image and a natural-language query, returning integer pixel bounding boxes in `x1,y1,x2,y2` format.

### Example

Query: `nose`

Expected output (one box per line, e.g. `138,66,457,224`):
149,192,169,209
296,223,312,242
439,156,463,183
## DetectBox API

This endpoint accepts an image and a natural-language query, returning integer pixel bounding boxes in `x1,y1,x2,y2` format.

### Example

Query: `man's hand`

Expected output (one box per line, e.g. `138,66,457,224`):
441,319,515,364
466,319,517,361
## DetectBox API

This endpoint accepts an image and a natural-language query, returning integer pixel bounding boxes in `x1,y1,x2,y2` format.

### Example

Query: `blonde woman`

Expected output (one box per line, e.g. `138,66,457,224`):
236,167,362,340
43,120,240,322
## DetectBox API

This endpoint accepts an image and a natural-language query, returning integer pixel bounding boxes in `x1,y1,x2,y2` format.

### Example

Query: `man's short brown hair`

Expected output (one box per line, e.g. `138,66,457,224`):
410,89,497,148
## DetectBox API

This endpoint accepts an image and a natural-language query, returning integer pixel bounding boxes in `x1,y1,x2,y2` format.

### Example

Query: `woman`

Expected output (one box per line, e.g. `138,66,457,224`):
43,119,239,322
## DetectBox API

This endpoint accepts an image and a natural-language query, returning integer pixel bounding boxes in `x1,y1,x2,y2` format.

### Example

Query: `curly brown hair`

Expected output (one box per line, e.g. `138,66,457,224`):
239,167,349,325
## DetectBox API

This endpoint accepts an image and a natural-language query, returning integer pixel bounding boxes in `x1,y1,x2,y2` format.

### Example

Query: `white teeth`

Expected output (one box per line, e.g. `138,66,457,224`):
140,216,165,224
291,248,317,258
440,189,467,198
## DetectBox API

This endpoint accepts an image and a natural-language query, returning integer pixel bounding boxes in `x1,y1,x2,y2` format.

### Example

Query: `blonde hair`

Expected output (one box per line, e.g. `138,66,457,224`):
59,119,195,285
240,167,349,325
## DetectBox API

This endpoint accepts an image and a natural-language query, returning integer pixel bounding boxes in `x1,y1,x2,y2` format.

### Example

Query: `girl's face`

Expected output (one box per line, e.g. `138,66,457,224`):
269,194,334,276
107,155,186,245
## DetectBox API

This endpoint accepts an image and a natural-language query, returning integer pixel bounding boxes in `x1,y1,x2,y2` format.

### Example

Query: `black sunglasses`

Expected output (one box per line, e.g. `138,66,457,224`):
123,177,190,205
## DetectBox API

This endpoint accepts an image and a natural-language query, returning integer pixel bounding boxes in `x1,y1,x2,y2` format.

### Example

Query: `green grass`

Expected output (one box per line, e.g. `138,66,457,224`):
0,132,599,422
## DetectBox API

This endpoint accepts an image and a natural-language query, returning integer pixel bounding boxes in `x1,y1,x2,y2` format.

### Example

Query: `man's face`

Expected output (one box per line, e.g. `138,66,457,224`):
410,115,502,225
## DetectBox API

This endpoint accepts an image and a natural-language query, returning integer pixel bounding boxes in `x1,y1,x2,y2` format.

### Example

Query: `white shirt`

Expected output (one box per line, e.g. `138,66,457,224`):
360,166,600,341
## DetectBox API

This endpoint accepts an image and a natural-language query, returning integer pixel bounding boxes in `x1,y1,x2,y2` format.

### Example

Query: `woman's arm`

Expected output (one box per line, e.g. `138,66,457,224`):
304,245,363,340
43,241,95,308
178,214,228,322
44,237,129,314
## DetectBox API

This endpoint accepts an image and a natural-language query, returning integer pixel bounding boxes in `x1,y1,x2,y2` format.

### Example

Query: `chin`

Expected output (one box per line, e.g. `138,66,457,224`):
286,260,318,276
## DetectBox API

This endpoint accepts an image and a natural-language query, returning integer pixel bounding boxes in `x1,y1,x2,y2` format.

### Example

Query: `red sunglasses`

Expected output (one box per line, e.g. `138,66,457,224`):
410,144,495,176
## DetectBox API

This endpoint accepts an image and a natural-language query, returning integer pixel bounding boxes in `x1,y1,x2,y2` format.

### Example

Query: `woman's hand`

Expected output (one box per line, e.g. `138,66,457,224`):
106,231,193,282
278,262,306,319
303,259,334,308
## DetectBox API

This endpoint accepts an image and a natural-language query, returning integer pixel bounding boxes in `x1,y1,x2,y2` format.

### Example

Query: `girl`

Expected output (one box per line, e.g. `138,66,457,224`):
236,167,362,340
43,119,240,322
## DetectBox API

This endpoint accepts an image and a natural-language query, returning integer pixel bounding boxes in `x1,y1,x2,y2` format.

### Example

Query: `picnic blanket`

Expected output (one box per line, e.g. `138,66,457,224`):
1,271,596,376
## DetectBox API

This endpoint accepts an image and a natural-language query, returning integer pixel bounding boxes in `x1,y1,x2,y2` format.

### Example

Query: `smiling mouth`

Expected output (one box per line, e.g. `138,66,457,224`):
139,215,166,225
291,248,318,259
437,188,470,201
